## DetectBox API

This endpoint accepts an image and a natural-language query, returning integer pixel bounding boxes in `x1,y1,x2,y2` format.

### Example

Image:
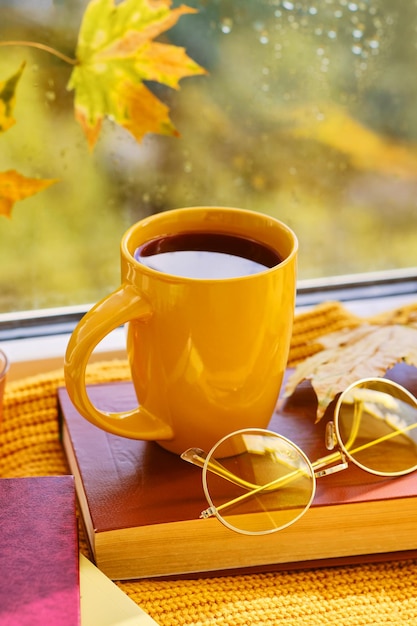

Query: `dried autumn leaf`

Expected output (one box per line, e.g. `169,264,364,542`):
0,170,57,218
285,324,417,421
0,62,25,133
68,0,206,149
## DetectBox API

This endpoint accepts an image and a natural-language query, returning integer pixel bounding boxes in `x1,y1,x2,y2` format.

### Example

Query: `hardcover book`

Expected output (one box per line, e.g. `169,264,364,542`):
58,364,417,581
0,475,80,625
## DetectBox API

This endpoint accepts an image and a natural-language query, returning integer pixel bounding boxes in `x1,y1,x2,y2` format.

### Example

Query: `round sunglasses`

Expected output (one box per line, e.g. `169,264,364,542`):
181,377,417,535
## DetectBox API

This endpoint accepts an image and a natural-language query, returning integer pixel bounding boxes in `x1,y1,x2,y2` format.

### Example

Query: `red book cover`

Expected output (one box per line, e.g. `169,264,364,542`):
0,476,80,626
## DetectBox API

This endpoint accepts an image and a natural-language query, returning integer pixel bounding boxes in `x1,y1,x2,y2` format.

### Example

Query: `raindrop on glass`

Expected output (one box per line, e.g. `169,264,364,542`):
220,18,233,34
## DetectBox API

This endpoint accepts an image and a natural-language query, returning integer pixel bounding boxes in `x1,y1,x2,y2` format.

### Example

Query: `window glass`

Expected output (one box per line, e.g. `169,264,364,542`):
1,0,417,313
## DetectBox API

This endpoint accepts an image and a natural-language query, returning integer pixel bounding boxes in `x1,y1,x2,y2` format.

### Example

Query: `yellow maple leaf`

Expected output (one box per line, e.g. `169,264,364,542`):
0,62,25,133
68,0,206,149
0,170,57,218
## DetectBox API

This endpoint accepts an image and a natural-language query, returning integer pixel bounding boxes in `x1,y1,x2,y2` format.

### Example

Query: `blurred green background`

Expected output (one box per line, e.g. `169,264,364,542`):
1,0,417,313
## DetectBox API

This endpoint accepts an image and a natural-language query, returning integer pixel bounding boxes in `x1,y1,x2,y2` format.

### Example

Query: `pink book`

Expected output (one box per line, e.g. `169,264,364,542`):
0,476,80,625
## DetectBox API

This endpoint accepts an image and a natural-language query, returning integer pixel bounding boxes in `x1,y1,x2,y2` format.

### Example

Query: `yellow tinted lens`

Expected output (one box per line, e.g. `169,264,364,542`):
202,429,315,535
335,378,417,476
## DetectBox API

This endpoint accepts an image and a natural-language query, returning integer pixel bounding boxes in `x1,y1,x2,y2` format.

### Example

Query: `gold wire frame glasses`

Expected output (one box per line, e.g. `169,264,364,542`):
181,377,417,535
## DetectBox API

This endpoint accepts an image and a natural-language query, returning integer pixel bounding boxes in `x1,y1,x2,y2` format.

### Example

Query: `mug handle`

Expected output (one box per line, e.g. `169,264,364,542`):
64,284,174,440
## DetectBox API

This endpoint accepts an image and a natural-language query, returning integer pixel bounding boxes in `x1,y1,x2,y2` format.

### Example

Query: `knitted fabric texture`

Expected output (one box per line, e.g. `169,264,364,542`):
1,300,417,626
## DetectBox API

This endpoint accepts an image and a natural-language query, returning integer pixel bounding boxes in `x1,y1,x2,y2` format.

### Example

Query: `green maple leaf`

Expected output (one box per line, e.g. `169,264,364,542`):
67,0,206,149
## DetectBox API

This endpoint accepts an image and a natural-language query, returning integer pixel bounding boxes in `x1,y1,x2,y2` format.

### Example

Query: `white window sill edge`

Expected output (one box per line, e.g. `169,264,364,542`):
3,328,127,382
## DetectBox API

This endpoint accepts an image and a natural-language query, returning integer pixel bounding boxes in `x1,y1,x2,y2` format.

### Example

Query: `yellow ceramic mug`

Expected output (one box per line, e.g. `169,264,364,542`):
64,207,297,454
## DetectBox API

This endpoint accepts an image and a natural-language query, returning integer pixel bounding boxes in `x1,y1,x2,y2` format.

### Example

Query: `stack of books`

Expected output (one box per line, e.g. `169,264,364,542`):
58,363,417,581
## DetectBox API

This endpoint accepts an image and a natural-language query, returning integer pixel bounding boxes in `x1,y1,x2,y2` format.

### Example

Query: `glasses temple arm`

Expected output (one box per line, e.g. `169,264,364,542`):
345,420,417,455
206,465,310,517
181,448,261,490
343,399,363,451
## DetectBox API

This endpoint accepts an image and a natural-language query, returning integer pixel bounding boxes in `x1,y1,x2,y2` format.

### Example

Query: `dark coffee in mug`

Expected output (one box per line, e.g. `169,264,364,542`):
134,231,282,279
